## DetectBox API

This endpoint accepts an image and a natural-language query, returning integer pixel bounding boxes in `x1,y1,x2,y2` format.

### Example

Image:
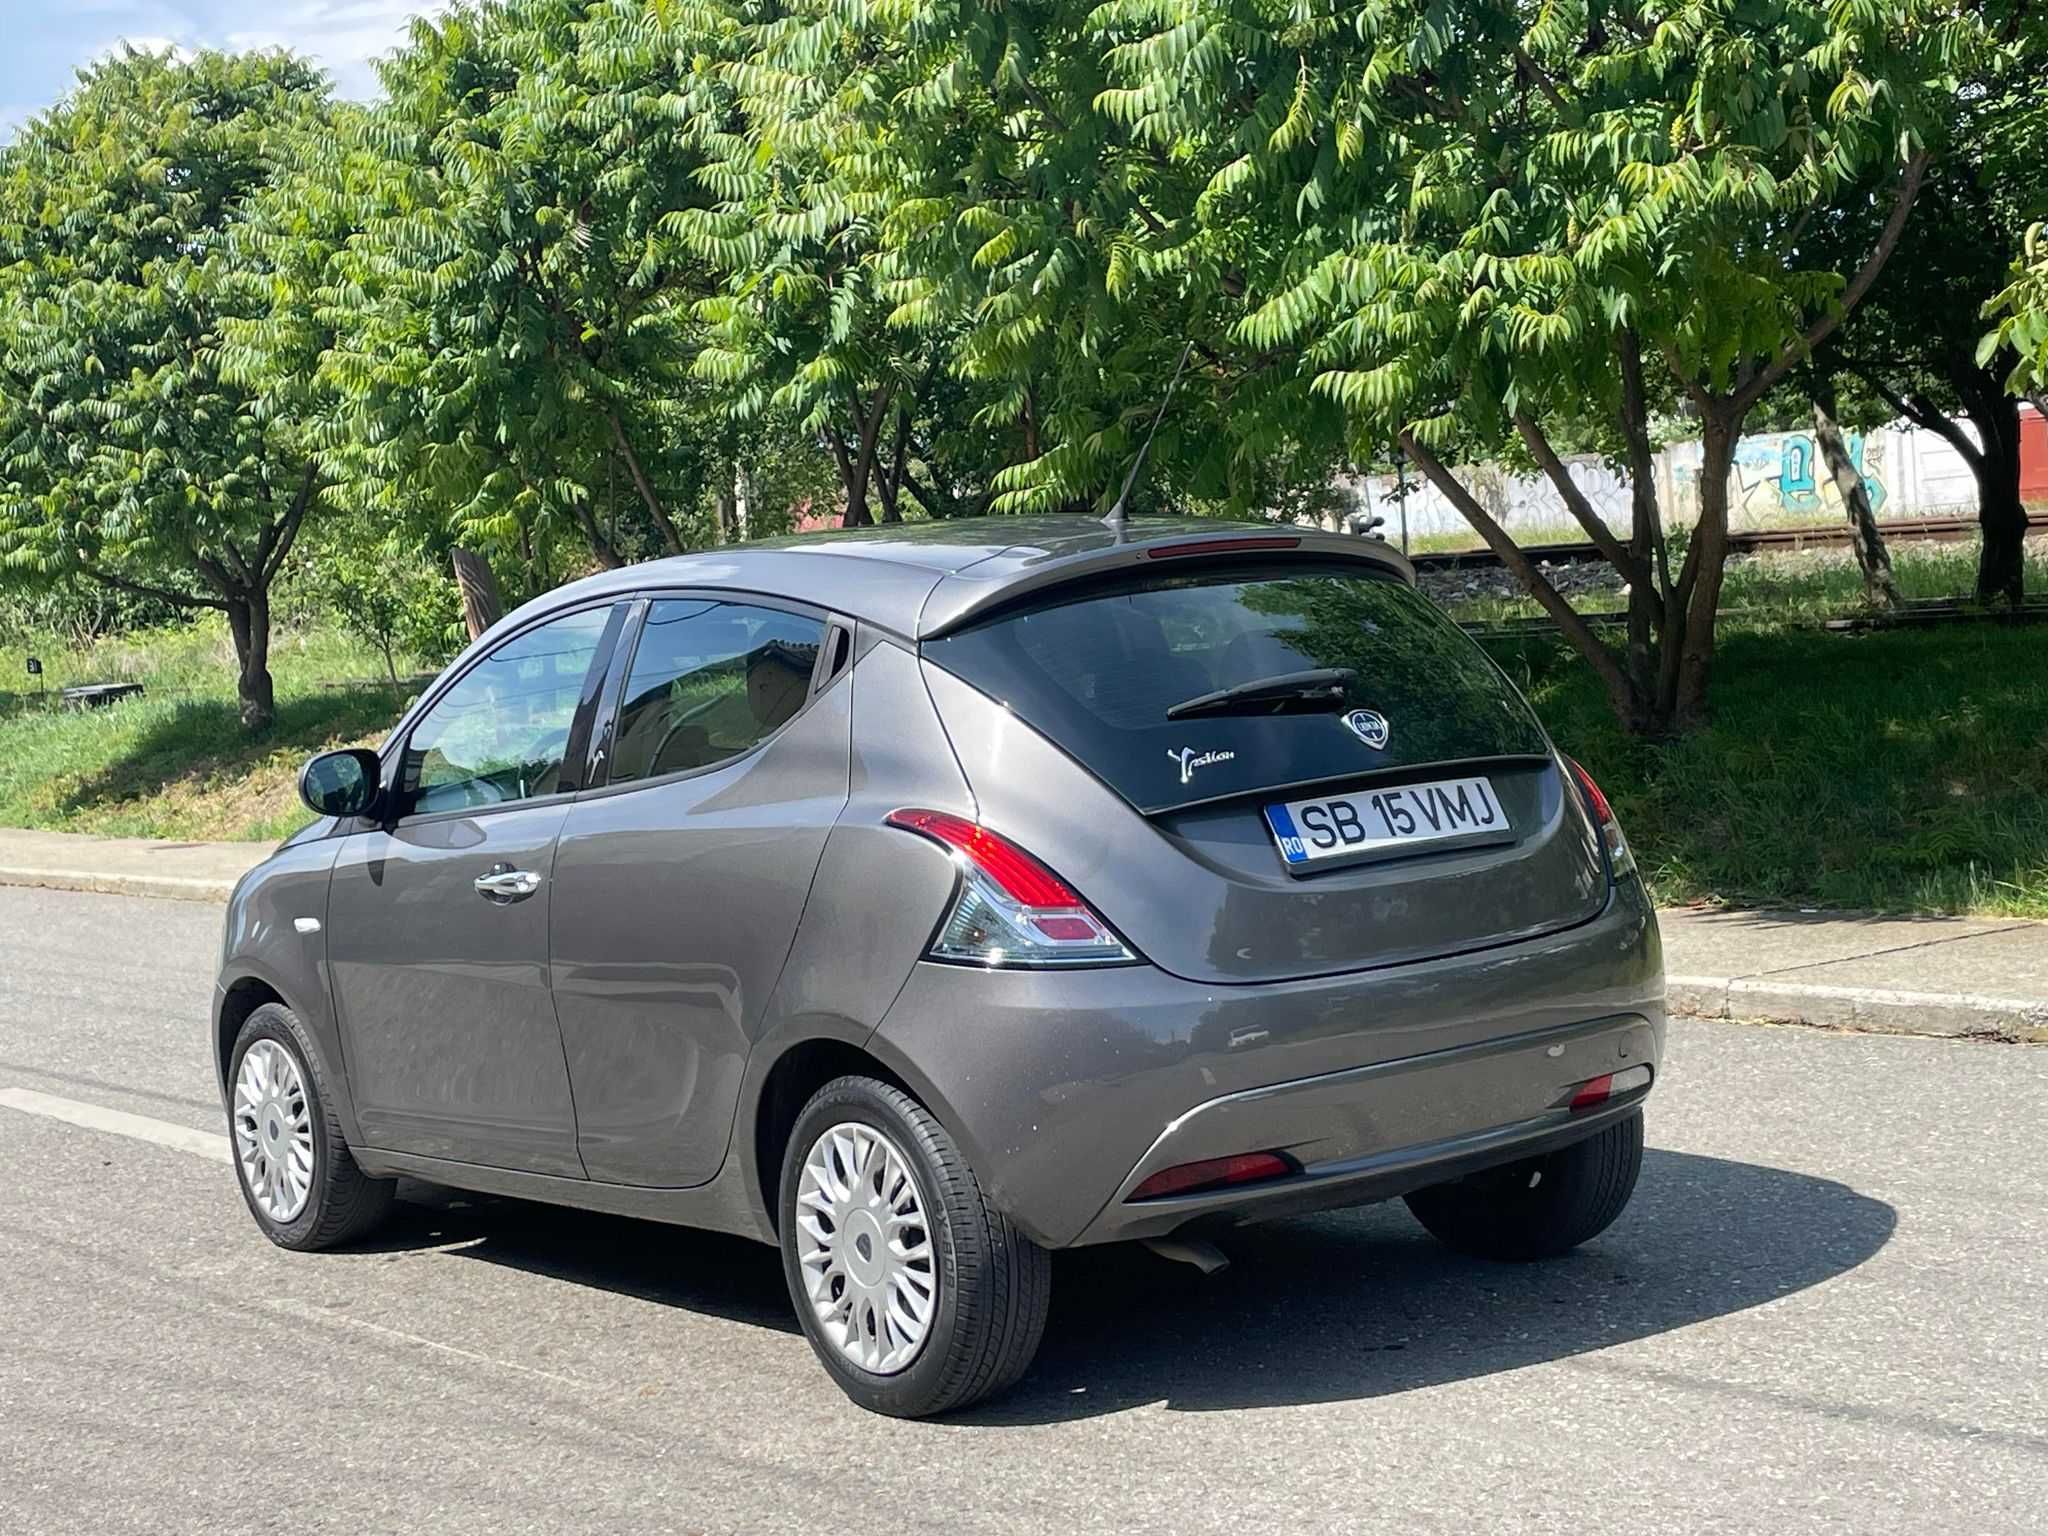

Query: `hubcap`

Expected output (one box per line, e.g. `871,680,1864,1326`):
233,1040,314,1223
794,1122,938,1375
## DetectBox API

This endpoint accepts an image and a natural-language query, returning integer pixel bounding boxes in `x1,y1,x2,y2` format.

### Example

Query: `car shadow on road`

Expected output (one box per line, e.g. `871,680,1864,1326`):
348,1148,1892,1418
965,1149,1896,1423
361,1183,801,1335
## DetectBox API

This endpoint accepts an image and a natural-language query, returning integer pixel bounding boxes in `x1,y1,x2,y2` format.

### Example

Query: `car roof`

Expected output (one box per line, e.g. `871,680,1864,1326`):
493,515,1415,646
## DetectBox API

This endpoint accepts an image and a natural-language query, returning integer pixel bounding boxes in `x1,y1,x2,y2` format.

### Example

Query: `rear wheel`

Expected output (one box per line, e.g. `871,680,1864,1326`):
1405,1111,1643,1261
228,1003,394,1251
778,1075,1050,1418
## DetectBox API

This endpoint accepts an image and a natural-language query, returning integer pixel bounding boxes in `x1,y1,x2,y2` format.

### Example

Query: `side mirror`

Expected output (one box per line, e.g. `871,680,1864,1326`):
299,748,382,820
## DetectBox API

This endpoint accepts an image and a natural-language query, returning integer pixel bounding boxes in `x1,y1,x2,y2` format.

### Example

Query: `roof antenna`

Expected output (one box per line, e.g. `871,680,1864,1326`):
1103,339,1194,535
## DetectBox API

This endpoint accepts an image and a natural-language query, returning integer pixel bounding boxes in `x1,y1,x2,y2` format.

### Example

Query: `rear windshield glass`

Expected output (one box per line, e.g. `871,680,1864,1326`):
922,563,1549,813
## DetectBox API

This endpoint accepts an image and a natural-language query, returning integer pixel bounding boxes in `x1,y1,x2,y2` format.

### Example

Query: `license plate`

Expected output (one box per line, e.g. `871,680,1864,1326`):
1263,776,1511,868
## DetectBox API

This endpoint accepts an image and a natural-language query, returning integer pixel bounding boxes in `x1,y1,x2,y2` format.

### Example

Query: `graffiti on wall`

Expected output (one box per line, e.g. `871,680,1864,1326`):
1733,431,1888,518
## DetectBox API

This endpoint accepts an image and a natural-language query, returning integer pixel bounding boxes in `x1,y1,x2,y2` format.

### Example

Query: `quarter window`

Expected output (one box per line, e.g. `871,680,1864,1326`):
609,600,825,784
401,606,614,815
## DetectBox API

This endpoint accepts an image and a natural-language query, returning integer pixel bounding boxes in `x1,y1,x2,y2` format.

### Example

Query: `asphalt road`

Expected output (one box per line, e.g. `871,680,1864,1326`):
2,884,2045,1534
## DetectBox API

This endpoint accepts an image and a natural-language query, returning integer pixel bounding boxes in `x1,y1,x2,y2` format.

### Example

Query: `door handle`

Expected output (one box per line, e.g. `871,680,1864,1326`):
474,866,542,903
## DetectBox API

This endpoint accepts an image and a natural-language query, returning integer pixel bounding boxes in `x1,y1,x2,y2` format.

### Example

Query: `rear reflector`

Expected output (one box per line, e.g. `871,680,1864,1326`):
1144,535,1300,559
1569,1063,1653,1113
1129,1151,1294,1201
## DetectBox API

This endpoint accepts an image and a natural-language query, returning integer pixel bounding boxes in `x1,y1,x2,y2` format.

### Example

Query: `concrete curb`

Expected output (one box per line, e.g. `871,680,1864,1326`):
0,865,246,904
1668,974,2048,1043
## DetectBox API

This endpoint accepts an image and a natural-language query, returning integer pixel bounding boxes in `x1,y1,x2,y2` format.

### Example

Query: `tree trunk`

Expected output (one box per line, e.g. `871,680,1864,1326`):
225,589,275,732
1673,414,1739,730
1810,378,1902,609
606,410,684,556
379,635,399,689
1616,331,1674,728
1400,432,1640,725
733,465,750,542
1964,392,2027,606
714,474,736,545
451,548,504,642
832,388,894,528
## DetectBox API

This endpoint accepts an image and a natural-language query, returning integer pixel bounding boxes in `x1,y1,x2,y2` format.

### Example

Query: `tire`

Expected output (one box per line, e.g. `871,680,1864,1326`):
778,1075,1050,1418
227,1003,394,1251
1405,1110,1643,1262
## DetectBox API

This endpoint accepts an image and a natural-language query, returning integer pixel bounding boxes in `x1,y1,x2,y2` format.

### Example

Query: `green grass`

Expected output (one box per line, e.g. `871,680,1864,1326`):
1492,622,2048,916
0,616,425,841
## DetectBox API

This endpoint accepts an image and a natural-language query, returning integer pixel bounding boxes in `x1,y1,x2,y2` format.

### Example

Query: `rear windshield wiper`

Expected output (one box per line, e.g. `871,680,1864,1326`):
1164,667,1356,721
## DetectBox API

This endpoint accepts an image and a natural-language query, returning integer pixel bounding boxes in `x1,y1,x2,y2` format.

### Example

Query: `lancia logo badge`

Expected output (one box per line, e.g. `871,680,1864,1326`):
1343,708,1390,750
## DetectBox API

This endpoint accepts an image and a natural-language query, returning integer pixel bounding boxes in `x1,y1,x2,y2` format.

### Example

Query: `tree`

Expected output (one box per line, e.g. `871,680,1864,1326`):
0,48,339,729
675,0,1355,522
1113,0,1978,732
250,1,726,581
292,528,463,682
1828,62,2048,604
1980,6,2048,413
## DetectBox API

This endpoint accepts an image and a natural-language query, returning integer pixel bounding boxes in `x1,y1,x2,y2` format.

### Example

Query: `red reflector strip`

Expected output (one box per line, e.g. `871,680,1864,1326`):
1569,1073,1615,1113
1143,536,1301,560
883,808,1078,907
1129,1151,1294,1201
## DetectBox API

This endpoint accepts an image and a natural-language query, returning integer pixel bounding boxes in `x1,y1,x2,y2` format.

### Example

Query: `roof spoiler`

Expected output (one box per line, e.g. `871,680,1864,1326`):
915,527,1414,640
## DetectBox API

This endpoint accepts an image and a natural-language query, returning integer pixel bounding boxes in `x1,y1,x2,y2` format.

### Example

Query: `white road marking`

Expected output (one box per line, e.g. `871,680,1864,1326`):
2,1083,607,1393
0,1087,232,1164
266,1297,596,1389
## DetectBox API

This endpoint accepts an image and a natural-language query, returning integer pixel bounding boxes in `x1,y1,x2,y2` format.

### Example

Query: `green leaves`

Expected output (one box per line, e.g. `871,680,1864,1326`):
0,48,333,604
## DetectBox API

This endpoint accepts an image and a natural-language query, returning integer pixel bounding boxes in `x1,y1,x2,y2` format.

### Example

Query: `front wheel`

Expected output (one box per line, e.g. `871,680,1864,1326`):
228,1003,394,1250
778,1076,1050,1418
1405,1110,1643,1261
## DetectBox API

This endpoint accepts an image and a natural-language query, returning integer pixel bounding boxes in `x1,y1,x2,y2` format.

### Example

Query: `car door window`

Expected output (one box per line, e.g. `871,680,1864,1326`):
610,600,825,784
402,606,614,816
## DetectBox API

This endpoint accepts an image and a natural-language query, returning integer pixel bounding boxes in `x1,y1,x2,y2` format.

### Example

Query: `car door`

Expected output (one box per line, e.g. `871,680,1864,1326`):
327,602,625,1176
549,595,852,1186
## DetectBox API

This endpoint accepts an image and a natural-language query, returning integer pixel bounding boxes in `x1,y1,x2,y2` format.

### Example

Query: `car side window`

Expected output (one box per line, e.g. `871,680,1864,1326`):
401,607,614,816
609,599,825,784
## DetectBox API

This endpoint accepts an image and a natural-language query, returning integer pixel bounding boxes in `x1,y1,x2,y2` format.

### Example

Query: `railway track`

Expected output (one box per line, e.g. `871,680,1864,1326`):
1407,512,2045,573
1460,594,2048,642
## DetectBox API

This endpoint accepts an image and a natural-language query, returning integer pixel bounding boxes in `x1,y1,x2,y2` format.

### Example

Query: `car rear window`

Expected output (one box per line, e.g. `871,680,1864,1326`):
922,562,1549,813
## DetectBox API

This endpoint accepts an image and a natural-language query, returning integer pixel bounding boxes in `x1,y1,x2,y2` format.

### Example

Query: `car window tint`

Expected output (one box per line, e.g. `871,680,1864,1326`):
610,600,824,784
923,562,1549,813
402,607,613,815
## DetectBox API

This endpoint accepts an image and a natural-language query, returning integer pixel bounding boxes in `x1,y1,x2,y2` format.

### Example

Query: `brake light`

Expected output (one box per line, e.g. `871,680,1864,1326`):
1144,535,1300,559
1566,757,1636,880
885,809,1138,967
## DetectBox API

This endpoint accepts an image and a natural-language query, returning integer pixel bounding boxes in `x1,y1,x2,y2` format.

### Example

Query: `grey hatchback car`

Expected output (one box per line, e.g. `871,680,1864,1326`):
215,516,1663,1416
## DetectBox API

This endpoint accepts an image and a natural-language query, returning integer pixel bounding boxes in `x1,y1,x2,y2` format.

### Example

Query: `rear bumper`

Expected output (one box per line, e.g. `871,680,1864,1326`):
868,879,1664,1249
1074,1014,1654,1243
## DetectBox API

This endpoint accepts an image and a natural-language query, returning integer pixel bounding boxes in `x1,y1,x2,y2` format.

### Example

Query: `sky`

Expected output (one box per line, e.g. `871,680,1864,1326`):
1,0,446,139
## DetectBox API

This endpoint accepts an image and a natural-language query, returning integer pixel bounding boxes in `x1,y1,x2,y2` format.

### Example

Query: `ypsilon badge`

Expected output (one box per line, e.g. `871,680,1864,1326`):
1168,746,1235,785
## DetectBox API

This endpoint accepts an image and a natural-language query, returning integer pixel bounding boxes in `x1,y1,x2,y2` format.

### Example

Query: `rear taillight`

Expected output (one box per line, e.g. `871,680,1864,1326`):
884,809,1138,968
1566,757,1636,880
